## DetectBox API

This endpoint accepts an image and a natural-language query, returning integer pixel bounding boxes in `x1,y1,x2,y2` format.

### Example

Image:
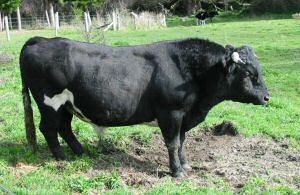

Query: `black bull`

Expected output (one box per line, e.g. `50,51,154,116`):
20,37,269,177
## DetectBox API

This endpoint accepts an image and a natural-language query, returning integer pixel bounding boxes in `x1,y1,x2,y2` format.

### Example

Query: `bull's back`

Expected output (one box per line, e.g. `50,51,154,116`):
21,37,157,125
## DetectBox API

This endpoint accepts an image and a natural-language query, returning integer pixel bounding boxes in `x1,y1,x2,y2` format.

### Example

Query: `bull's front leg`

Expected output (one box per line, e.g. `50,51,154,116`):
178,130,191,171
158,110,186,177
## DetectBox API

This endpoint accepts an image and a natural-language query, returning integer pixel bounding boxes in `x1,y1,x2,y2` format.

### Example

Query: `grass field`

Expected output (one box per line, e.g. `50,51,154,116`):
0,18,300,194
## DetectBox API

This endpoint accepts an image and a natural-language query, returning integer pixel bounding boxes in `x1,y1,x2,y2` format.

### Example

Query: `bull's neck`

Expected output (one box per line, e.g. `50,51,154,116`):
194,65,228,114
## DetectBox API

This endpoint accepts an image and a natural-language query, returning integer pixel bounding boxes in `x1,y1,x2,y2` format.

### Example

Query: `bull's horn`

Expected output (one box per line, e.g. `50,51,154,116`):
231,52,245,64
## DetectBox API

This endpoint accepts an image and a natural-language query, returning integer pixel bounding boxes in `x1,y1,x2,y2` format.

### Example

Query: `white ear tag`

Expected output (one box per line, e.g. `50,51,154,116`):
231,52,245,64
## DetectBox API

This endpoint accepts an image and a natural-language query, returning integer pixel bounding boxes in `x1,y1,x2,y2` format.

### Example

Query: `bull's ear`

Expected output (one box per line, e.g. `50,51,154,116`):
225,45,235,62
221,55,236,74
223,45,237,74
225,45,235,53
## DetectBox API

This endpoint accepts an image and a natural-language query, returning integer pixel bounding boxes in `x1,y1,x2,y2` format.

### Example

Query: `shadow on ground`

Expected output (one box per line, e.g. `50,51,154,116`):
1,122,299,190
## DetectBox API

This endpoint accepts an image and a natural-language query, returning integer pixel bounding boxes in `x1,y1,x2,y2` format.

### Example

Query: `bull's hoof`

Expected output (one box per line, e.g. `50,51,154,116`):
52,147,66,160
70,143,84,156
182,163,192,171
172,169,187,178
73,148,84,156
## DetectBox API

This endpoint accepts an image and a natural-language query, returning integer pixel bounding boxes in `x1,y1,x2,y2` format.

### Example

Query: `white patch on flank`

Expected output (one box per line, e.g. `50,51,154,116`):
44,89,91,122
231,52,245,64
44,89,73,111
44,89,107,137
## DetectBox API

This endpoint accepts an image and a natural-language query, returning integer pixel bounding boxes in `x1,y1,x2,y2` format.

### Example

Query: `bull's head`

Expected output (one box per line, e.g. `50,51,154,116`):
223,45,270,105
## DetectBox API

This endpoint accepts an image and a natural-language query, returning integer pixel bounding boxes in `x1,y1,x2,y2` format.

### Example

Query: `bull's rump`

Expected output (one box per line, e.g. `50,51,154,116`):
21,38,157,126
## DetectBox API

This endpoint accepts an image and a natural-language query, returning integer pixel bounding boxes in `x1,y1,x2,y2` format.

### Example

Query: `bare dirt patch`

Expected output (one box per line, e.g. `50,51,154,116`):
0,54,13,64
88,122,300,190
0,77,7,87
11,162,39,179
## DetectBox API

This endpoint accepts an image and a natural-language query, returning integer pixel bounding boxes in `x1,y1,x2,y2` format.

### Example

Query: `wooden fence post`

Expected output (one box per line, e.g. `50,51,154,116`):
162,14,166,27
45,10,51,27
131,12,138,30
84,12,89,33
4,16,10,41
87,11,92,28
55,12,59,36
17,7,22,30
112,10,117,31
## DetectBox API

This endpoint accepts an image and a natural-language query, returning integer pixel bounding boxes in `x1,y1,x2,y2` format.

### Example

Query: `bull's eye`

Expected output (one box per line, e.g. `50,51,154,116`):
245,71,257,81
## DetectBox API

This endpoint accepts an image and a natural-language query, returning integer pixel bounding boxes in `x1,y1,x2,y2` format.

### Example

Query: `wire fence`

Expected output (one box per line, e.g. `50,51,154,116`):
0,11,167,55
2,11,167,31
4,14,98,30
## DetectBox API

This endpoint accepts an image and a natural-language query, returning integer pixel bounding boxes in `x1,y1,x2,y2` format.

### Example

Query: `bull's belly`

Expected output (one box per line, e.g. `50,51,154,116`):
43,88,155,127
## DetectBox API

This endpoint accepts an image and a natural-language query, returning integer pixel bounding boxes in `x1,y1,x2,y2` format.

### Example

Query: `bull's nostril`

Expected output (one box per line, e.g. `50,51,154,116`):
264,95,270,102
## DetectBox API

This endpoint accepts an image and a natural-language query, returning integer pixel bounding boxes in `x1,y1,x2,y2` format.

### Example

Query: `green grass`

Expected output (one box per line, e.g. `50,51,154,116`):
0,18,300,194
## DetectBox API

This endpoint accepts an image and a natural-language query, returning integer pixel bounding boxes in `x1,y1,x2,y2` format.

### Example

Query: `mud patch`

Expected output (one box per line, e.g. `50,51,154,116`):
11,162,39,179
0,117,5,125
89,122,300,190
0,77,7,86
0,54,14,64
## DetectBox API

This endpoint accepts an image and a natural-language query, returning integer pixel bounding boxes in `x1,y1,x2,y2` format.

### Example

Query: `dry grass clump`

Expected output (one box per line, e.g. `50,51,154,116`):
292,13,300,19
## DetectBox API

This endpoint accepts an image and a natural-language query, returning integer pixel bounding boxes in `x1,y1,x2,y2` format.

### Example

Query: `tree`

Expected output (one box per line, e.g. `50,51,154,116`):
0,0,22,13
63,0,104,11
0,0,22,31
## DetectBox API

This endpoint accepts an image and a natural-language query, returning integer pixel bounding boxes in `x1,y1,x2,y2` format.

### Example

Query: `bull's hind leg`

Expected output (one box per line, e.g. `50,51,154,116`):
39,107,66,160
58,109,84,155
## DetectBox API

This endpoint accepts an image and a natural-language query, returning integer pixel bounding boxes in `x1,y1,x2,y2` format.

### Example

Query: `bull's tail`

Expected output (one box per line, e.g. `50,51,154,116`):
20,37,46,151
21,69,37,151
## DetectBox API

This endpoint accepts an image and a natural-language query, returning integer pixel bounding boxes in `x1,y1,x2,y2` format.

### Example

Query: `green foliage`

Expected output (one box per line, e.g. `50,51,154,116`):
0,0,22,12
250,0,300,14
64,0,104,10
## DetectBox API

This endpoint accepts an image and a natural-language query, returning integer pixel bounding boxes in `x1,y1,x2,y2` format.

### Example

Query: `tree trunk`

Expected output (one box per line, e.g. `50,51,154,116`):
2,14,4,31
185,0,193,15
0,12,2,31
224,0,229,12
45,10,51,27
96,11,101,26
184,0,200,15
49,2,55,27
117,10,121,30
8,14,12,29
17,7,22,30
